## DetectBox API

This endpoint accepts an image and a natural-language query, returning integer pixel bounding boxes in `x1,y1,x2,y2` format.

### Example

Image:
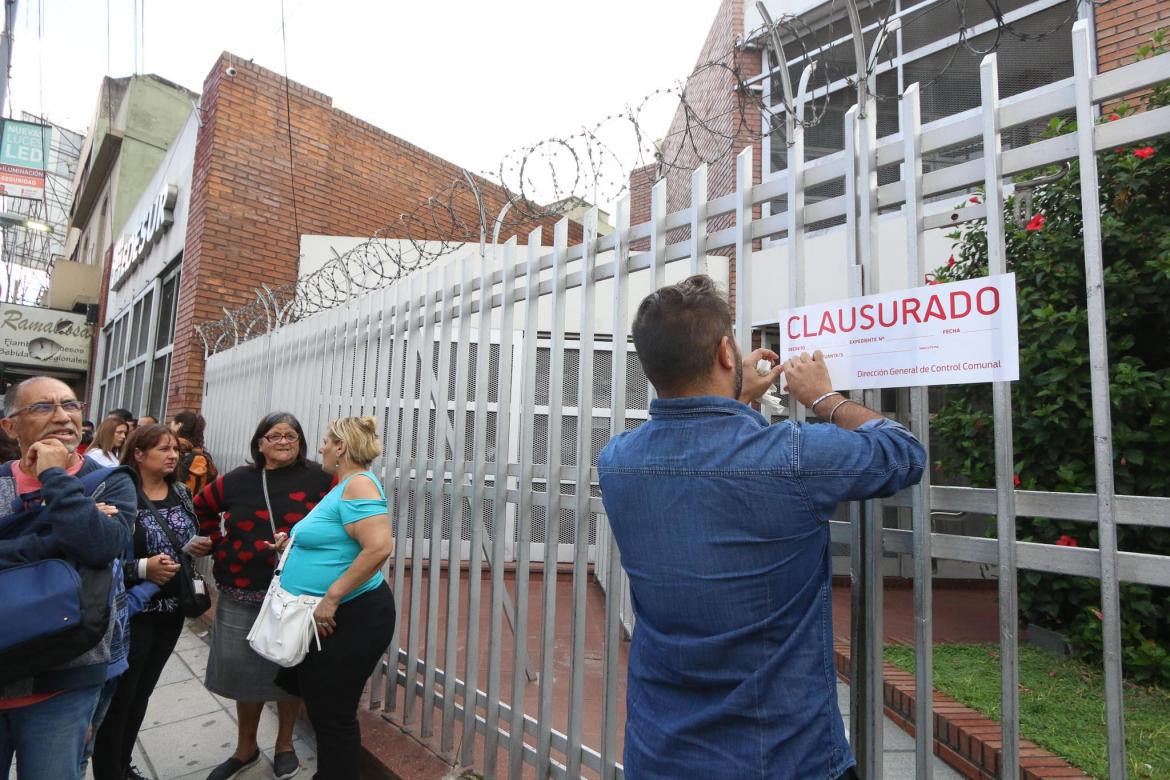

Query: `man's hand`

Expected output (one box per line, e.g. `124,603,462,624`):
26,439,73,477
781,350,834,408
146,554,181,585
738,348,783,405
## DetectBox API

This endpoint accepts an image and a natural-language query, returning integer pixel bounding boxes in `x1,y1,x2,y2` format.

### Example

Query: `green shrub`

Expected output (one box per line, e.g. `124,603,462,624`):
929,31,1170,686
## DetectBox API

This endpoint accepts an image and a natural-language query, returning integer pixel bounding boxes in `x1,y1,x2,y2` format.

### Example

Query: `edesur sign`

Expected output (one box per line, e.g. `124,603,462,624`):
778,274,1020,390
111,184,178,290
0,120,51,200
0,304,95,372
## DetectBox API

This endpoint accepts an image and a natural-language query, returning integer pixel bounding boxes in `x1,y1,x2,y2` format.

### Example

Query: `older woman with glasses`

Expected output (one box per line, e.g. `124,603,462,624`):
194,412,333,780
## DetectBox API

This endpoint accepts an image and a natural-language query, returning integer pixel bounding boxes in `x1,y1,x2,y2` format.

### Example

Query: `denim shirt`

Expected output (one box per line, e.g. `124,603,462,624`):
598,395,925,779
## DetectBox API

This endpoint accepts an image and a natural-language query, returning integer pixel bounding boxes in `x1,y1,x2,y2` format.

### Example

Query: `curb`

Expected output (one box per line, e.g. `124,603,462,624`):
832,640,1090,779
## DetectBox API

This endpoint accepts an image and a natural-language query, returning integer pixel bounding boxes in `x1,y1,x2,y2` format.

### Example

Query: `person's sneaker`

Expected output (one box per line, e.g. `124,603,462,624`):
125,764,149,780
273,749,300,779
205,749,261,780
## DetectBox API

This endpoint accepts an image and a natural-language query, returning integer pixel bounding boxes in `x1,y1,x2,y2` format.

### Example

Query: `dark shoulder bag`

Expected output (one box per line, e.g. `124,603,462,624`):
0,466,125,685
140,489,211,619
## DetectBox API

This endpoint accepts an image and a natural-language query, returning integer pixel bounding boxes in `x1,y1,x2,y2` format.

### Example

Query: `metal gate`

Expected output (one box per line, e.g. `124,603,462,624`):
202,21,1170,779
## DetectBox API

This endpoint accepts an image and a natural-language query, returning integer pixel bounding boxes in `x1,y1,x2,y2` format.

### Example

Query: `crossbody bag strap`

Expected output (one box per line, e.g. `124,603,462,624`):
260,469,279,542
261,470,298,575
139,489,192,569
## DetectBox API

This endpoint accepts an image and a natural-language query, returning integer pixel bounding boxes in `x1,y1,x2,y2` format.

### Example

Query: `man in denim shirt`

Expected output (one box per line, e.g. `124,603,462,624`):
599,276,925,779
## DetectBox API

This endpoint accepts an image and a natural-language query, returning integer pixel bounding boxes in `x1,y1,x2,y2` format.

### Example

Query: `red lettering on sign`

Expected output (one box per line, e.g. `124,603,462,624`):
924,295,947,322
949,290,972,319
976,286,999,315
818,310,837,334
859,303,875,330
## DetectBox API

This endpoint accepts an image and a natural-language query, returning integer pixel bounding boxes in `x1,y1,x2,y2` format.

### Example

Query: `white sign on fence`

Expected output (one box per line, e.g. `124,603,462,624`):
779,274,1019,390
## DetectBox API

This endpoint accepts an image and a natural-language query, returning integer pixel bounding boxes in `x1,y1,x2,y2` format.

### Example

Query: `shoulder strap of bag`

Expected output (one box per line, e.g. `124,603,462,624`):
0,464,128,535
139,489,191,563
260,469,279,541
273,533,296,576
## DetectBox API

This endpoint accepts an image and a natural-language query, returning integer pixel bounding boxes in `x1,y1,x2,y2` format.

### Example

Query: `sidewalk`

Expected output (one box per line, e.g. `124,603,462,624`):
94,620,318,780
835,680,961,779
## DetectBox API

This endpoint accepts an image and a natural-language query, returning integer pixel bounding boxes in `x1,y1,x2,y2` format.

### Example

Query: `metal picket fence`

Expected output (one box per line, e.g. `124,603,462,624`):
202,22,1170,779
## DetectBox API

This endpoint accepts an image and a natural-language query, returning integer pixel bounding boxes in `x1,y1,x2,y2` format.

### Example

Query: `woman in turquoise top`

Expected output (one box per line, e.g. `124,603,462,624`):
272,415,395,780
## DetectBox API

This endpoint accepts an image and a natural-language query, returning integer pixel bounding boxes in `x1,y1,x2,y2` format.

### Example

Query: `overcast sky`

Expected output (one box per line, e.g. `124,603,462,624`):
7,0,724,198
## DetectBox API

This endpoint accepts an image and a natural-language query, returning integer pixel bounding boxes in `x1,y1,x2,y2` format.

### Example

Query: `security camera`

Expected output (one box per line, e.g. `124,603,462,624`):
225,66,237,77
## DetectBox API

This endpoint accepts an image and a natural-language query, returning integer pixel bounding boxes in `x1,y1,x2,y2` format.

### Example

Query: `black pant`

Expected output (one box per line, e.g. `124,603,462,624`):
837,766,862,779
276,584,395,780
91,610,184,780
277,583,395,780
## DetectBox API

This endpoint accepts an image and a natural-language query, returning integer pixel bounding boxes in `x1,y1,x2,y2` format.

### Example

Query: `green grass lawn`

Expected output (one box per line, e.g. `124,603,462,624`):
884,644,1170,779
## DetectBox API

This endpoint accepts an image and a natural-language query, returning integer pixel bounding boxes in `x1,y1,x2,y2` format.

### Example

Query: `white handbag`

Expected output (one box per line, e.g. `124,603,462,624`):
246,535,322,667
246,471,322,667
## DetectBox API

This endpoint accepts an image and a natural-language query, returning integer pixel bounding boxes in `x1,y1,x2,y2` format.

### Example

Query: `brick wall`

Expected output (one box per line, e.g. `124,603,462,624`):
1095,0,1170,73
169,52,572,412
627,0,762,315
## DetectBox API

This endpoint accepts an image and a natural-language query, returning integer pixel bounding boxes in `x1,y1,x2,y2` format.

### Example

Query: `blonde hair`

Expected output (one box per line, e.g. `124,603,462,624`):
327,415,382,467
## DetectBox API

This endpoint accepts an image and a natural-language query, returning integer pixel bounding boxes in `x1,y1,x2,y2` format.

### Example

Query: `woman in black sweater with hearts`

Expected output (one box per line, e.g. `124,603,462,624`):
194,412,332,780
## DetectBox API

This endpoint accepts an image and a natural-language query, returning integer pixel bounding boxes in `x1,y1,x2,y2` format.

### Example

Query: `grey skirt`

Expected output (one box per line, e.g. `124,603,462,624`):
204,593,296,702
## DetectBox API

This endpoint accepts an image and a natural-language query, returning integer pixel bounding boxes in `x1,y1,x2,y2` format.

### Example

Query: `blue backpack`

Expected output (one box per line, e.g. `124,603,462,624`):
0,466,127,685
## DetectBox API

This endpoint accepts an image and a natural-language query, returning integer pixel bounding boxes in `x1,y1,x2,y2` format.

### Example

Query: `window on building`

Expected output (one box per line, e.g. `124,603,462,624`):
763,0,1075,183
98,258,182,420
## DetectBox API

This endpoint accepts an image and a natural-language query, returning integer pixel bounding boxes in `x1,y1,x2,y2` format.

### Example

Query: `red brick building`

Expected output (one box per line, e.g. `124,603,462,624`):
96,52,567,417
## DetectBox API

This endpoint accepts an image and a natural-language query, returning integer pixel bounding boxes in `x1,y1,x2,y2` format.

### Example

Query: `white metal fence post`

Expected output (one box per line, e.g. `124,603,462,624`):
900,81,935,780
980,51,1022,780
1072,19,1127,778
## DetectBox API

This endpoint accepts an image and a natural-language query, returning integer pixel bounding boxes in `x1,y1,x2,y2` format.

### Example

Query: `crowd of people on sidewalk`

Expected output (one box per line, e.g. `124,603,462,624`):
0,378,395,780
0,275,926,780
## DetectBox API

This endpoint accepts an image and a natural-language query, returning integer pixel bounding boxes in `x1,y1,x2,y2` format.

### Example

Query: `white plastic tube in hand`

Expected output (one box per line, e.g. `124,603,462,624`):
754,359,786,418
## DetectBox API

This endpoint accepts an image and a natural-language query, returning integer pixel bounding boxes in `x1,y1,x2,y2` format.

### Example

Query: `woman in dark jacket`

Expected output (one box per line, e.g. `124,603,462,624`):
195,412,333,780
92,424,206,780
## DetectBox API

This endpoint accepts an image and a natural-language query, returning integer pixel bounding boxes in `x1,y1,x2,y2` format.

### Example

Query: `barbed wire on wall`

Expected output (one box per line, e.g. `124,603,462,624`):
197,0,1091,356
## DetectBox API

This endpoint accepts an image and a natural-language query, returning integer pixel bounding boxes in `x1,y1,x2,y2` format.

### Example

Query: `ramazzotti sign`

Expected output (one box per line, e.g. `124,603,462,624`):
0,304,95,372
111,184,178,290
778,274,1020,390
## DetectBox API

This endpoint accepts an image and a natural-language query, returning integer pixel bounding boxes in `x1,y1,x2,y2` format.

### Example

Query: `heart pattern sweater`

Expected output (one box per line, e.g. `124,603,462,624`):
194,462,334,597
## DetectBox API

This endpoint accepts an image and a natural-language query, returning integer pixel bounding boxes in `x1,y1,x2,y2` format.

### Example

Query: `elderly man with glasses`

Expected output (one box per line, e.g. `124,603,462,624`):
0,377,137,780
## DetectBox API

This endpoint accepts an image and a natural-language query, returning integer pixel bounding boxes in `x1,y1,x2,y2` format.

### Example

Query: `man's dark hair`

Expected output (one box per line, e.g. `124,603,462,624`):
173,410,206,447
82,419,95,429
249,412,308,469
108,408,134,423
120,423,179,484
632,275,733,396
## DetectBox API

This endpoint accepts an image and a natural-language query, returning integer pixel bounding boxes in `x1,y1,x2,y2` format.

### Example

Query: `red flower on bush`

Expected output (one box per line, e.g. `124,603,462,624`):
969,195,981,204
1025,213,1045,231
1108,113,1121,122
1056,534,1078,547
1013,473,1021,488
947,255,956,267
1134,146,1156,159
924,273,938,286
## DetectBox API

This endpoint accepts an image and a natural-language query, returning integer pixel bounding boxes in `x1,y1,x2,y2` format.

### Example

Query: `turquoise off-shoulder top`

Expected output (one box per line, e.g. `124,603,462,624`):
280,471,388,603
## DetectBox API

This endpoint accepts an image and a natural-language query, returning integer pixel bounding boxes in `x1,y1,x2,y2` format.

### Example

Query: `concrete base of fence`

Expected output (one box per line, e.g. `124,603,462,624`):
832,640,1090,779
356,708,451,780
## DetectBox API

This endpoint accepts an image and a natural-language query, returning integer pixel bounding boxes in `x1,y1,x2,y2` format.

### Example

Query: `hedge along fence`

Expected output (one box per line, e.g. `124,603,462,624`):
929,31,1170,686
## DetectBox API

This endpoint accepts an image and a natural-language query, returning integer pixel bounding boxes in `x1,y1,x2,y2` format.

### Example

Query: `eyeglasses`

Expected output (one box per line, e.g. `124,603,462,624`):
7,400,86,418
263,432,300,443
